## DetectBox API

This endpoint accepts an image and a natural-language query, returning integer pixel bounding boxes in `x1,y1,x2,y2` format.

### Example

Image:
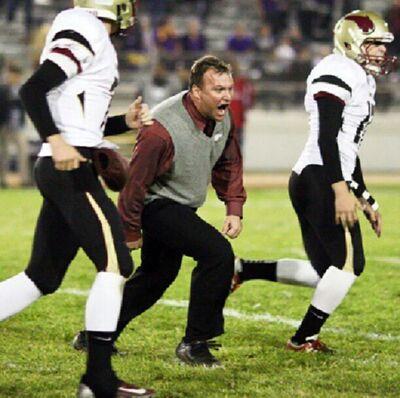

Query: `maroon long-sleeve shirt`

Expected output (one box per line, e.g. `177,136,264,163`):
118,93,246,242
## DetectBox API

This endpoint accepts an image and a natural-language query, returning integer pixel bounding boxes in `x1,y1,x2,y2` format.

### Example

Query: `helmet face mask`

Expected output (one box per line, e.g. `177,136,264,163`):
74,0,136,32
333,10,397,76
361,41,397,75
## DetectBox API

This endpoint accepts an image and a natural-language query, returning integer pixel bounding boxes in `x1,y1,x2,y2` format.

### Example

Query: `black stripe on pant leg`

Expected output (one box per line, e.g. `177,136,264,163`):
349,223,365,276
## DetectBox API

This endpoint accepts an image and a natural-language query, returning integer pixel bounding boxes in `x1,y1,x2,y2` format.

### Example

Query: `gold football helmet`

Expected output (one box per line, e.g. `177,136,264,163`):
333,10,397,75
74,0,136,31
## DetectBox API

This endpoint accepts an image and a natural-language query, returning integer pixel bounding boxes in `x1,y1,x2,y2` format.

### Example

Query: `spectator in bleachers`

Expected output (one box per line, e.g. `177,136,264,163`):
123,14,155,68
274,35,296,72
124,16,147,52
298,0,334,42
229,59,254,150
145,0,170,24
193,0,211,21
258,0,289,36
181,18,206,54
289,46,313,83
227,22,255,53
255,23,276,52
6,0,33,35
181,18,207,67
0,63,29,187
142,62,180,108
286,24,303,52
155,17,180,70
297,1,315,41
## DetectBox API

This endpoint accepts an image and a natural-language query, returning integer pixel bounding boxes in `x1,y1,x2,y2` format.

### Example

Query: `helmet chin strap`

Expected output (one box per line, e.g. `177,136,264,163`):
359,43,396,76
363,62,381,76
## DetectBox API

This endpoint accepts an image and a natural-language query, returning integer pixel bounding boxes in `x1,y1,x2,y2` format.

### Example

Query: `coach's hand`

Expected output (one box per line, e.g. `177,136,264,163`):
332,181,359,229
359,198,382,238
48,134,87,171
125,96,153,129
127,238,143,250
222,215,242,239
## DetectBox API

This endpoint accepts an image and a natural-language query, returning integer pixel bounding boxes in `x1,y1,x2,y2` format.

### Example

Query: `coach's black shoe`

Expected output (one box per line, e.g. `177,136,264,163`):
175,340,222,368
72,331,120,355
77,379,155,397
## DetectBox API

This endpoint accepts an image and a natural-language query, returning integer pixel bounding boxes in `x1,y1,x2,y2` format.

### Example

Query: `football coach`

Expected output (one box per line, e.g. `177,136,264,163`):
117,55,246,367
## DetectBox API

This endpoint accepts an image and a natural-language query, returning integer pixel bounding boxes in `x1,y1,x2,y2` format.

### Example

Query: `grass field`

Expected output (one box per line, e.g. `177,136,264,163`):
0,186,399,398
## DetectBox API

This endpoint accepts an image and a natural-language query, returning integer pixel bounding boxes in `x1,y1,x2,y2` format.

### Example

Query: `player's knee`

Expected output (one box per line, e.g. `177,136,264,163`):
332,252,365,277
25,272,62,295
311,261,328,278
353,256,365,276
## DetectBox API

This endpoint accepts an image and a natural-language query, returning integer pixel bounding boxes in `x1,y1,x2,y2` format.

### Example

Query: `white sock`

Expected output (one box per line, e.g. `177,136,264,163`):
234,257,243,273
0,272,42,320
85,272,125,332
311,266,357,314
276,259,320,288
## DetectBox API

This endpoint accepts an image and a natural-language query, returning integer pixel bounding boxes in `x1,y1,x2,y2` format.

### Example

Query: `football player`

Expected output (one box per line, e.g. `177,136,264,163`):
0,1,154,397
231,10,396,352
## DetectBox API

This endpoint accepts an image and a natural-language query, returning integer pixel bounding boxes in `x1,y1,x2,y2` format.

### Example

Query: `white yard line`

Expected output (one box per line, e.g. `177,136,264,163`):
370,256,400,265
59,289,400,342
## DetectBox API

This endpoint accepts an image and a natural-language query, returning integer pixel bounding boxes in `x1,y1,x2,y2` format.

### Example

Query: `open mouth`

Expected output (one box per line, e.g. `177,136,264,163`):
216,104,229,117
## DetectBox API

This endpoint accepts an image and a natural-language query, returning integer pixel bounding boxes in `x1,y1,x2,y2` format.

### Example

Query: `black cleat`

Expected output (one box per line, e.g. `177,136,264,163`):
77,380,155,397
175,340,222,368
72,331,120,355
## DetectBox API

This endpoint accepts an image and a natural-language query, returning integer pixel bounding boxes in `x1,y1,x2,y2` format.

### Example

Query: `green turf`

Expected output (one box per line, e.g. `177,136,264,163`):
0,187,399,397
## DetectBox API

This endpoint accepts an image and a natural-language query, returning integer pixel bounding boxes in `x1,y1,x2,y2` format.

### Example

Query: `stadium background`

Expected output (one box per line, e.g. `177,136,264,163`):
0,2,399,397
0,0,399,185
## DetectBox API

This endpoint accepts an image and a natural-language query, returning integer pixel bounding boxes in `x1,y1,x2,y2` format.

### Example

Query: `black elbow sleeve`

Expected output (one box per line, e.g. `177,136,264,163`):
316,96,345,184
104,115,130,136
19,60,68,141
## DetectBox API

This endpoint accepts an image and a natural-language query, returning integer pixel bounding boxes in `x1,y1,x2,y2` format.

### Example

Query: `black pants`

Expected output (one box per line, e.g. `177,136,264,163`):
25,152,133,295
116,199,234,342
289,165,365,277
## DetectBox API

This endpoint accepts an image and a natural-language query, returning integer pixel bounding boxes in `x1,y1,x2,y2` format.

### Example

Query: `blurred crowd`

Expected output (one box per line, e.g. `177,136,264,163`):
0,60,32,187
1,0,400,186
3,0,400,84
116,0,400,85
110,0,400,110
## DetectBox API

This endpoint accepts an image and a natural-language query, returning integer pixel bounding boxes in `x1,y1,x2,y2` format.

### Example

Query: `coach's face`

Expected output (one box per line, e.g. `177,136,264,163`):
193,69,233,122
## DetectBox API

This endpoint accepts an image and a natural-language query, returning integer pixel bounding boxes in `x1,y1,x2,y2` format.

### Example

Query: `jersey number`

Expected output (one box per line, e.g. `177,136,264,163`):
354,101,373,144
101,77,119,129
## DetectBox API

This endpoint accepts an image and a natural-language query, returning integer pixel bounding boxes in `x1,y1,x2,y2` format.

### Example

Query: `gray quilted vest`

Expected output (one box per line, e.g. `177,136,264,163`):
145,91,231,208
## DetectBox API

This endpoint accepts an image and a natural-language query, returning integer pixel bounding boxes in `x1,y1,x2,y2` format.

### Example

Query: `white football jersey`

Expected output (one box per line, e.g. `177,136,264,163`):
38,8,119,156
293,53,376,180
